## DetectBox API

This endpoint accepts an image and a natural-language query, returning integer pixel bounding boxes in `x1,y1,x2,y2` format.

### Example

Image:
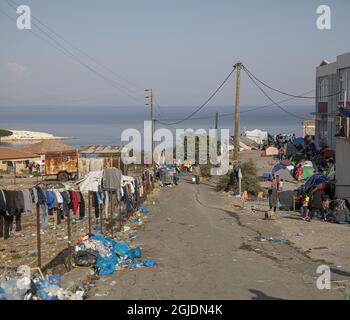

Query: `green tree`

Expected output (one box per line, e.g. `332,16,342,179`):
0,129,13,143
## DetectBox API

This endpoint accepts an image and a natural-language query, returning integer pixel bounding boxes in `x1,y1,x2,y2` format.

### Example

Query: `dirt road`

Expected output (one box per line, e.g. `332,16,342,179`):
89,175,345,300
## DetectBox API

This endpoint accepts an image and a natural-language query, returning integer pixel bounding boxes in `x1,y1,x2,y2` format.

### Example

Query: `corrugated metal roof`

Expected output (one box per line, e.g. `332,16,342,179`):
79,145,121,154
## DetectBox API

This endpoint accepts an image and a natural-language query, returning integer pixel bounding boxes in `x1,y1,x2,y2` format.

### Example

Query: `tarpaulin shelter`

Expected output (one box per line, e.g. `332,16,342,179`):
305,173,328,189
285,143,298,158
278,190,297,210
301,160,314,167
245,129,268,145
293,137,305,147
339,107,350,118
271,163,286,174
290,154,305,165
262,172,272,180
280,159,291,166
320,148,335,159
265,146,279,156
274,168,294,182
300,166,314,181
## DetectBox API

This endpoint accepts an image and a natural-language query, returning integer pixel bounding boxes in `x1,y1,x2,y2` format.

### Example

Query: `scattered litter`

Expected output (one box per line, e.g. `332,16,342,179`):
271,239,288,244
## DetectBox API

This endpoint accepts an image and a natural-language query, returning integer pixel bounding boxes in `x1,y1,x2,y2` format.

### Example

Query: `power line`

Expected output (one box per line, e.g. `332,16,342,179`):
154,90,315,125
242,66,308,120
1,5,143,104
243,64,340,99
6,0,144,99
156,66,236,126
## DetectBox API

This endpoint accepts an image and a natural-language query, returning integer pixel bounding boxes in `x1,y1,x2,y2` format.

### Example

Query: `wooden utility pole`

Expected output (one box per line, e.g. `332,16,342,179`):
215,111,219,130
233,62,242,161
150,89,154,167
145,88,154,168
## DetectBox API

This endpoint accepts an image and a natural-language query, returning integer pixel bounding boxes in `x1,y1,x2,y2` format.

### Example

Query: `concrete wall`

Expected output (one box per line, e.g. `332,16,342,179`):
336,137,350,200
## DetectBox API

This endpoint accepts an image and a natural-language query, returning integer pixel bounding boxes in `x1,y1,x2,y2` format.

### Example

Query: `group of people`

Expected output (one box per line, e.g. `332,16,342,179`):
301,187,327,222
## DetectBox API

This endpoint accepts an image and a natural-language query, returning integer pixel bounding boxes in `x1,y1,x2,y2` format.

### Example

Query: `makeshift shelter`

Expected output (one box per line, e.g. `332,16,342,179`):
289,154,305,165
280,159,291,166
245,129,268,145
274,168,294,182
271,163,286,174
305,173,328,189
261,172,272,180
286,165,294,172
293,137,305,147
300,166,314,181
301,160,314,167
285,143,298,158
278,190,297,210
264,146,278,156
320,148,335,159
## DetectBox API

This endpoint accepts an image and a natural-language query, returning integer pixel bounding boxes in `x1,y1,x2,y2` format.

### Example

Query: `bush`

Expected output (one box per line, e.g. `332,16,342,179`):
216,160,263,195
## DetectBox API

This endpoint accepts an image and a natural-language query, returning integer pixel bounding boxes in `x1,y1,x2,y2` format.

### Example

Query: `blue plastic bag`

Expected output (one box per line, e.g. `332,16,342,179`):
128,247,142,259
143,259,157,267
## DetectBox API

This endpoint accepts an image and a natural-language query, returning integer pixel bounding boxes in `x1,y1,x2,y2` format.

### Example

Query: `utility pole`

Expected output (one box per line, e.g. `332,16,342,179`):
145,88,154,167
233,62,242,161
215,111,219,130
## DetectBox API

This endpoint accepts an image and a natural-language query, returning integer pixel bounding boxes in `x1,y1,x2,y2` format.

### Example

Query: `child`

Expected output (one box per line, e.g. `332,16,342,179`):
279,179,284,191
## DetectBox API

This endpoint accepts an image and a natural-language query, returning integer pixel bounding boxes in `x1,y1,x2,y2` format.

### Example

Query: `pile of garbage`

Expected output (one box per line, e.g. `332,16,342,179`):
73,202,156,275
0,266,84,300
74,234,157,275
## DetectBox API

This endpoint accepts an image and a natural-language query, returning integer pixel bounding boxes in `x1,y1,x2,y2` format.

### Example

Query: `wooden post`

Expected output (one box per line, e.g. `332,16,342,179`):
88,192,92,235
109,191,113,235
99,204,103,235
233,62,241,161
36,203,42,269
67,209,72,271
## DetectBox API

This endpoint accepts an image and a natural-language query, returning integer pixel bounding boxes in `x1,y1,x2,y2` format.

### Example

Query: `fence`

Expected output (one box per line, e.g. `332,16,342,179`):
0,165,155,274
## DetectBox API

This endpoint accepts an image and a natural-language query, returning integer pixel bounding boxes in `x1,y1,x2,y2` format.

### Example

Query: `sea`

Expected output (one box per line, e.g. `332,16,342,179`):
0,105,314,147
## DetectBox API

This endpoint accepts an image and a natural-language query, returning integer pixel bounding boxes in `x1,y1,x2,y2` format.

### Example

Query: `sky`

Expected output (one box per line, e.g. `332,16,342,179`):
0,0,349,109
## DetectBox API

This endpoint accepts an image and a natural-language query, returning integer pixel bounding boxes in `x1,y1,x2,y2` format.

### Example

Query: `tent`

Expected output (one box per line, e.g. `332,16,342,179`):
265,146,279,156
274,168,294,182
320,148,335,159
271,163,286,174
290,154,305,165
245,129,268,145
293,137,305,147
300,166,314,180
285,143,298,158
302,160,314,167
286,165,295,173
278,190,297,210
262,172,272,180
305,173,328,189
280,159,291,166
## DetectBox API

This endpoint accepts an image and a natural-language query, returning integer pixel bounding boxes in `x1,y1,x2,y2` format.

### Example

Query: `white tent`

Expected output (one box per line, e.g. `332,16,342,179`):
245,129,268,145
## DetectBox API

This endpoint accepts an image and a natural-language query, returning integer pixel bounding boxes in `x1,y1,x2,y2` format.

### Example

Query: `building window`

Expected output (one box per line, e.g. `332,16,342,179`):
339,68,350,101
318,77,328,102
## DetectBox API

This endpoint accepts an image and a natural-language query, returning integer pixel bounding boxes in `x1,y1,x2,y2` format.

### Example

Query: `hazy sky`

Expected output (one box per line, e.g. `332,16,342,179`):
0,0,349,108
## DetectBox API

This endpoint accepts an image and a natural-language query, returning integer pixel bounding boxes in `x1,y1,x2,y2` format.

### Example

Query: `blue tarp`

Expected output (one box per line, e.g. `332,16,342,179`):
262,172,272,180
339,107,350,118
271,164,286,174
305,173,328,189
293,137,305,146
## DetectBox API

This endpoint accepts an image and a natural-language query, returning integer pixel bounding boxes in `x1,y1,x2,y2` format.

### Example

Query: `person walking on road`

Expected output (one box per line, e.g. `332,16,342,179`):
192,162,202,184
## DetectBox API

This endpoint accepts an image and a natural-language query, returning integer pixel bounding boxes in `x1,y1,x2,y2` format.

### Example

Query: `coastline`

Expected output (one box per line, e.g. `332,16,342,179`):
1,129,72,142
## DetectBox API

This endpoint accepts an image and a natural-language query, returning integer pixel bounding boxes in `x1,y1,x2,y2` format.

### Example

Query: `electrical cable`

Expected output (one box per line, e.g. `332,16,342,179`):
242,64,341,99
242,67,308,120
156,66,236,126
